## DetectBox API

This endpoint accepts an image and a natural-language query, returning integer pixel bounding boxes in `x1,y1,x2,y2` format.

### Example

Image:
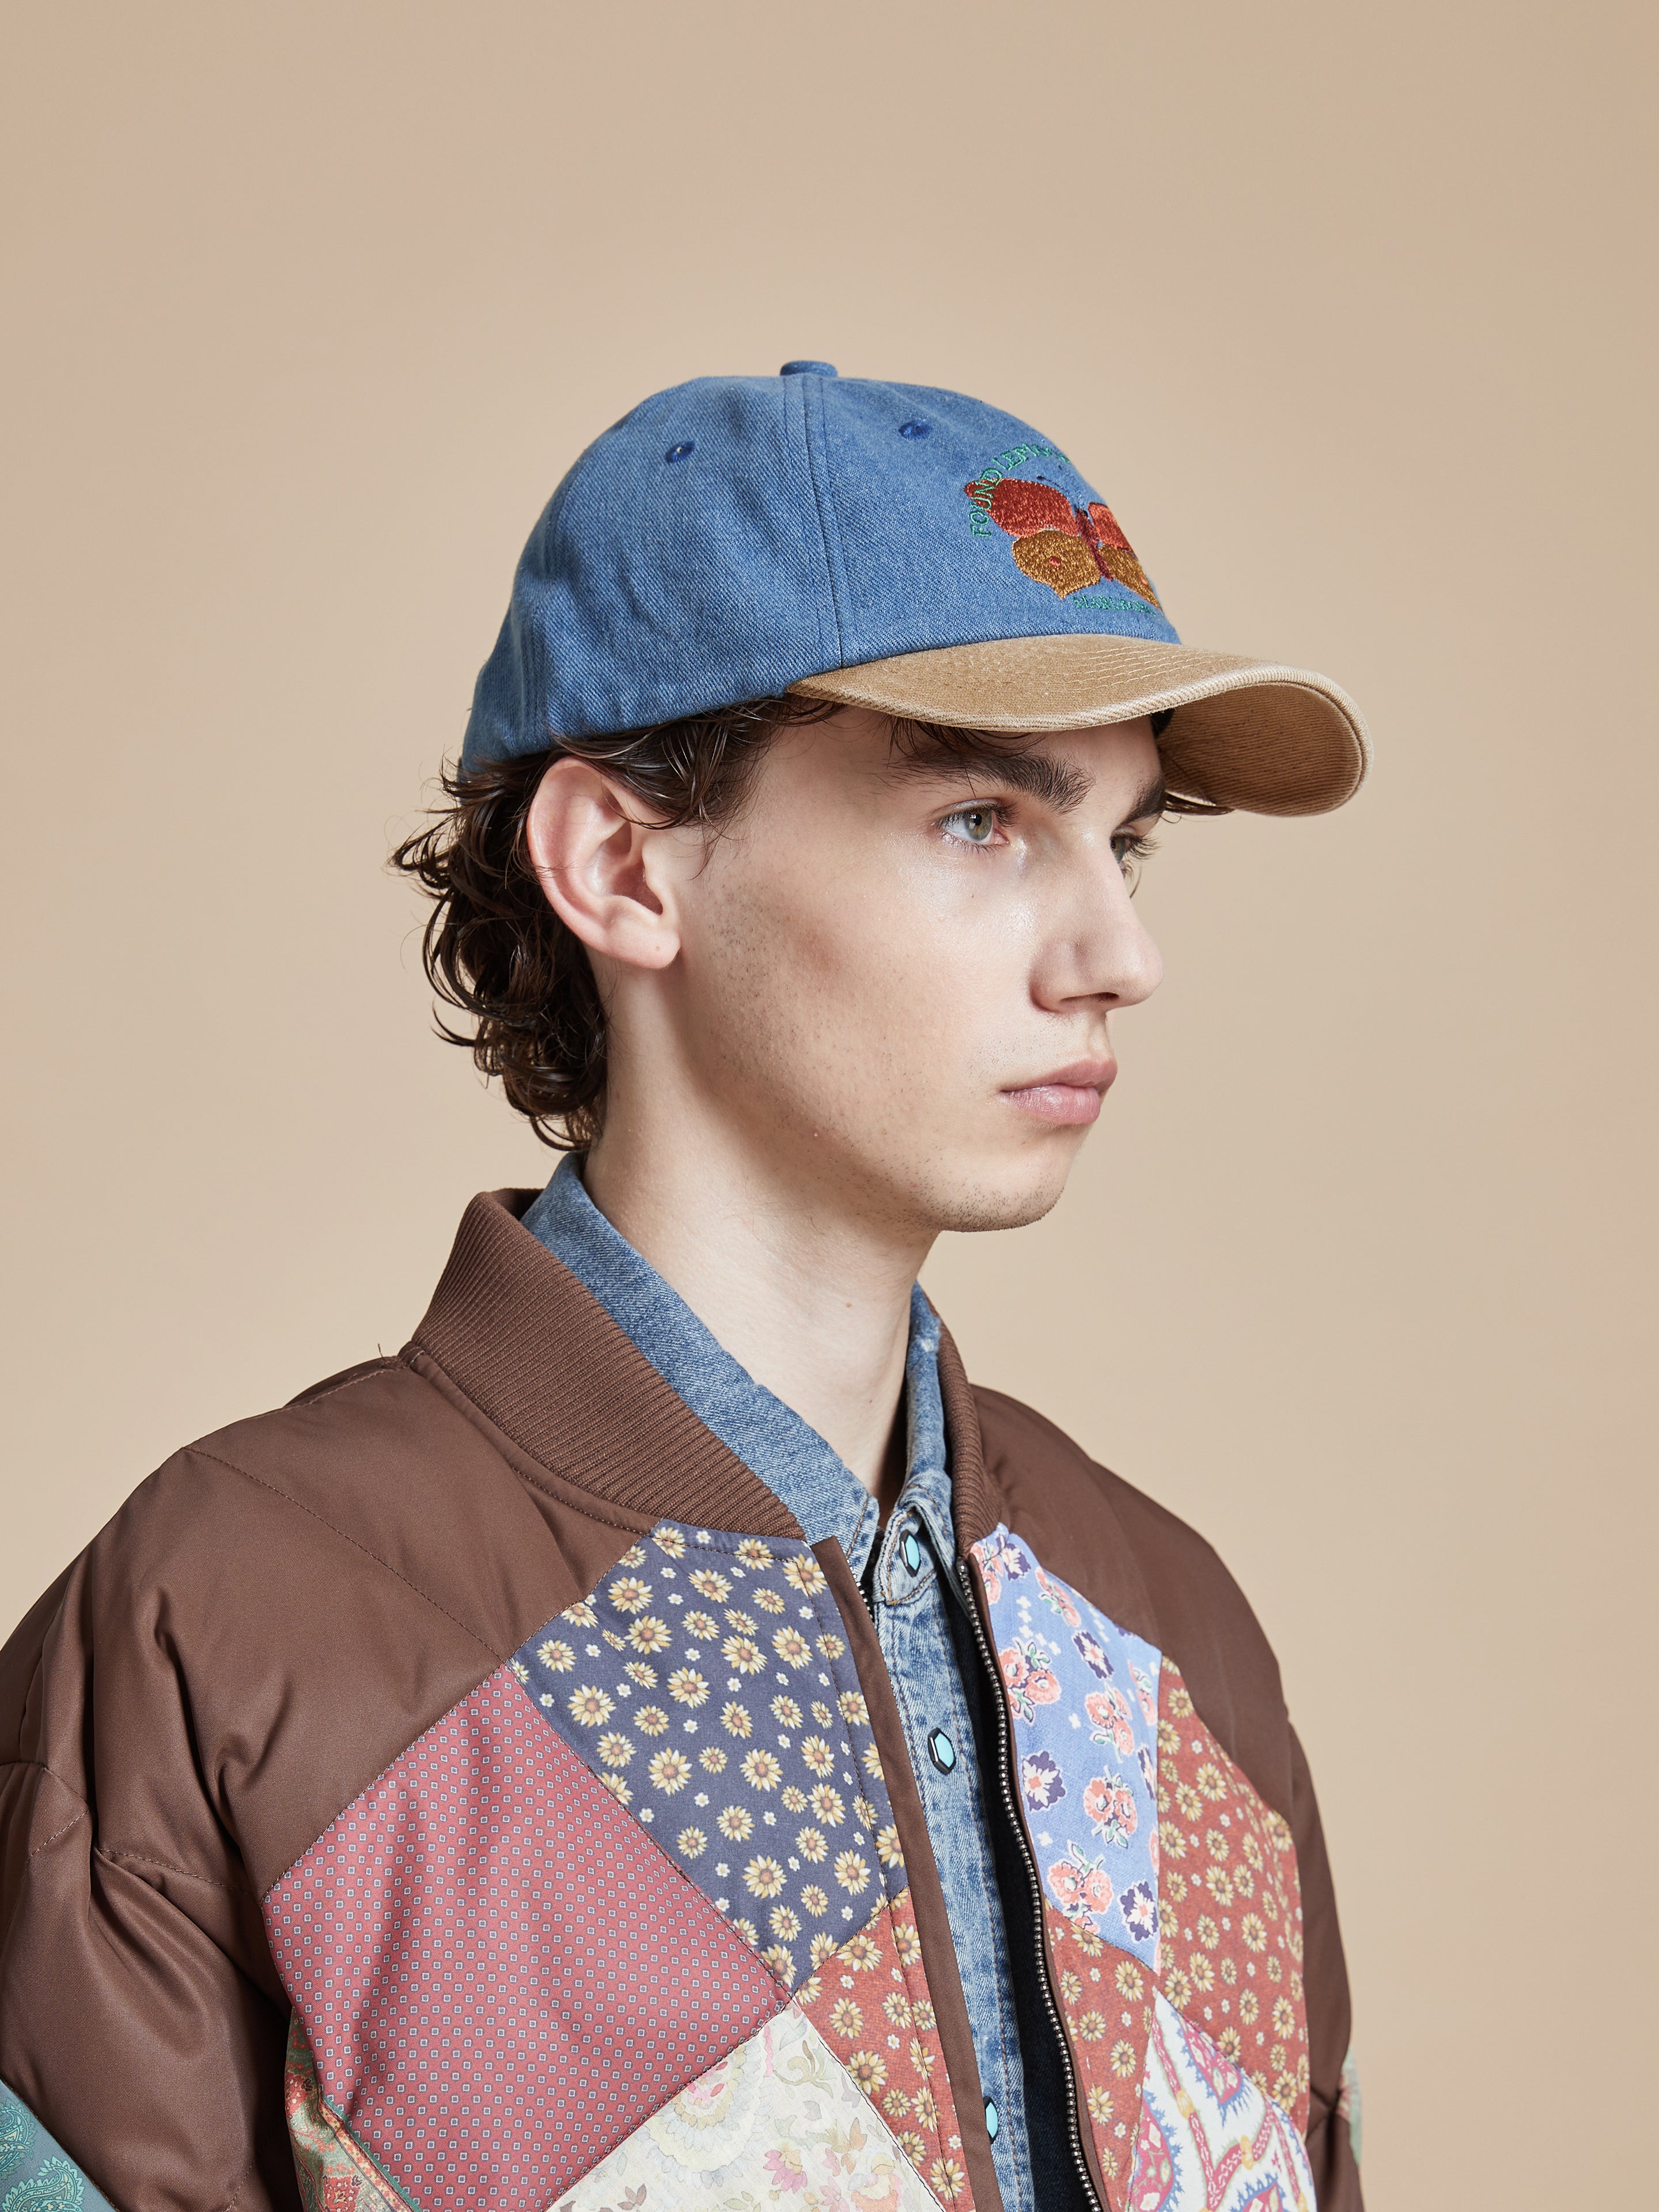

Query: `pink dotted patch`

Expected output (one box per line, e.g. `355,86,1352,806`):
265,1666,784,2211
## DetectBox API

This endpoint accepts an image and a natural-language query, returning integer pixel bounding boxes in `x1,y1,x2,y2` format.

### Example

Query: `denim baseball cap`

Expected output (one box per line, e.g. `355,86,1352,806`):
461,363,1369,815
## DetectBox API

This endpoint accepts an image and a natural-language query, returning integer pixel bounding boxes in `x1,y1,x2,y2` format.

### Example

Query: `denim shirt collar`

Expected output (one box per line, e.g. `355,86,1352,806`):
899,1296,956,1571
520,1157,952,1578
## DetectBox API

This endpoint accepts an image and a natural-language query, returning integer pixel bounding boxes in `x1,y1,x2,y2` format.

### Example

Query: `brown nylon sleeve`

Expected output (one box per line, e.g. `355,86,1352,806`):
1289,1726,1363,2207
0,1563,298,2212
0,1355,611,2210
813,1542,1005,2212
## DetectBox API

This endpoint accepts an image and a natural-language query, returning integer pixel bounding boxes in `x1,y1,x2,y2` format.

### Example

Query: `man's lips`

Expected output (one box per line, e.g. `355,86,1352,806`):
1001,1059,1118,1127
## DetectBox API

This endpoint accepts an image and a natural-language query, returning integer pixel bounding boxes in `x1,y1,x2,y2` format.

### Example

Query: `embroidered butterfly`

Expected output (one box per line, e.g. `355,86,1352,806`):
964,476,1162,609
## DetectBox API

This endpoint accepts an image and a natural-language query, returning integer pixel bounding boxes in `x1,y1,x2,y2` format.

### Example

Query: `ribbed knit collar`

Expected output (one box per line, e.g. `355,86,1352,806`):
406,1190,999,1553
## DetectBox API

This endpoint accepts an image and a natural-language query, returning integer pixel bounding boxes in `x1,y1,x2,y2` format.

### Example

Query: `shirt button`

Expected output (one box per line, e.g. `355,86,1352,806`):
927,1728,957,1774
901,1530,923,1574
984,2096,1000,2141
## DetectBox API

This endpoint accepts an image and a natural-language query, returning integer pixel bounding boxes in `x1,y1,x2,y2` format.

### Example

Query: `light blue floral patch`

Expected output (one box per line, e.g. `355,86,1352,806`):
972,1525,1164,1965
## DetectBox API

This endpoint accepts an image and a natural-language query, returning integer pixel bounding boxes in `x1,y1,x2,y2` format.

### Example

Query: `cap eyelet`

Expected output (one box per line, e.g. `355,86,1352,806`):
897,419,931,439
664,441,696,463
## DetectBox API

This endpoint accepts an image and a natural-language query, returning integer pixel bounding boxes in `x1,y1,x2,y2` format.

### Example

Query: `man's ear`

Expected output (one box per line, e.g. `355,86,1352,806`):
524,756,681,971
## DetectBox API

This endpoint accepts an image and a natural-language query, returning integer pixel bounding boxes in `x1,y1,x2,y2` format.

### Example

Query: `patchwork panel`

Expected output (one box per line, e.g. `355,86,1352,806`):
0,2079,118,2211
971,1525,1162,1965
1126,1993,1315,2212
264,1666,782,2212
798,1887,974,2206
551,2004,946,2212
516,1520,907,1990
1042,1912,1153,2202
285,2016,411,2212
1154,1665,1309,2130
1338,2045,1362,2164
969,1533,1315,2203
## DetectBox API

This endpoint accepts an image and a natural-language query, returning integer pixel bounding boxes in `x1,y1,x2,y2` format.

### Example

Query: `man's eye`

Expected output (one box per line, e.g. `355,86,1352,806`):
940,806,1001,847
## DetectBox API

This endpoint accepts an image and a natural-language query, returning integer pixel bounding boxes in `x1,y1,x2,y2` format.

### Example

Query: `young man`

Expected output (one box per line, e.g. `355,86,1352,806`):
0,363,1368,2212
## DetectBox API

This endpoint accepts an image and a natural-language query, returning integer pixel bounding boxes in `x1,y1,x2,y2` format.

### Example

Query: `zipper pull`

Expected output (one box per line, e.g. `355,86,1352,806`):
858,1545,878,1623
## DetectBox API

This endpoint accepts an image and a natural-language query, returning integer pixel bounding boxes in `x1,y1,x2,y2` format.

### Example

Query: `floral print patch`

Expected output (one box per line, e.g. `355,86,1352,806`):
551,2005,946,2212
1126,1993,1315,2212
798,1887,974,2207
285,2016,411,2212
1043,1911,1153,2199
1154,1664,1309,2131
971,1527,1162,1967
516,1523,907,1993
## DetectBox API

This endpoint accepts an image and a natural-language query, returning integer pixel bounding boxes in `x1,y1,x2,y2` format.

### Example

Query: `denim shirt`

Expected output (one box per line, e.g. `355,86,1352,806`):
522,1158,1035,2210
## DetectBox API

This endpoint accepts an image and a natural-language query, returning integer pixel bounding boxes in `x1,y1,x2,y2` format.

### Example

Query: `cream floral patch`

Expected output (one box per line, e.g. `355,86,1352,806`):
551,2005,944,2211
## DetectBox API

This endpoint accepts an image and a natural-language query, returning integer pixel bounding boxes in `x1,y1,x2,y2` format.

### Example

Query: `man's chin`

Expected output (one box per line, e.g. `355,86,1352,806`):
919,1154,1077,1237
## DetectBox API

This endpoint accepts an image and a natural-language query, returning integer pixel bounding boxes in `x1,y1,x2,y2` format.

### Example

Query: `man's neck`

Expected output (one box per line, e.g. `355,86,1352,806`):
581,1112,927,1502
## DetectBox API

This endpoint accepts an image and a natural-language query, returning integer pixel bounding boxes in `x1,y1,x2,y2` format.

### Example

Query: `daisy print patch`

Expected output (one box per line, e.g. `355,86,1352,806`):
514,1522,906,1993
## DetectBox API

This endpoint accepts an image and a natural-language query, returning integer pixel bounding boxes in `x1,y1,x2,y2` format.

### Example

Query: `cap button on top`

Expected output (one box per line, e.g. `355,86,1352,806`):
779,360,837,377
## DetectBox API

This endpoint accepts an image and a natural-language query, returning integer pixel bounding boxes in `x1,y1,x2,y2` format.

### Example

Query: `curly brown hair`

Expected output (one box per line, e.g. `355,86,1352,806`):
392,697,1207,1147
391,696,840,1147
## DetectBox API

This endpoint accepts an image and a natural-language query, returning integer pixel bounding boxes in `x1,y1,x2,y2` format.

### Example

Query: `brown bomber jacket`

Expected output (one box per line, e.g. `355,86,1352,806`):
0,1192,1361,2212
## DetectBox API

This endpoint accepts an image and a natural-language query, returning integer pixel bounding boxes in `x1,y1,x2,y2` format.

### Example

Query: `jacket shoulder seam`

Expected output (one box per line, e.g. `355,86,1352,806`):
28,1804,86,1858
188,1445,509,1665
285,1361,401,1411
97,1843,246,1896
1,1758,90,1859
2,1766,249,1895
0,1755,78,1784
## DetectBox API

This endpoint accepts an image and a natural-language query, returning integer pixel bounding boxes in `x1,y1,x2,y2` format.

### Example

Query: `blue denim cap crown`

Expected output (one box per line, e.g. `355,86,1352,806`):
461,363,1181,768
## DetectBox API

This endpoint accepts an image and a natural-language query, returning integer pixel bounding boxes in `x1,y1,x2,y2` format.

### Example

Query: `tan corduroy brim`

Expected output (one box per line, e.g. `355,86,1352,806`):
791,636,1371,816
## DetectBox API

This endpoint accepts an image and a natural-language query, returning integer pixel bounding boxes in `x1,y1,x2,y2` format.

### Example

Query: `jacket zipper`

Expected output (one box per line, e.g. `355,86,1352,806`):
858,1544,880,1623
955,1555,1105,2212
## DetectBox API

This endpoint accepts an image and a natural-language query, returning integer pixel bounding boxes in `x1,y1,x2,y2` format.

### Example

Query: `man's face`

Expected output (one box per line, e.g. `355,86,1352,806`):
644,707,1165,1238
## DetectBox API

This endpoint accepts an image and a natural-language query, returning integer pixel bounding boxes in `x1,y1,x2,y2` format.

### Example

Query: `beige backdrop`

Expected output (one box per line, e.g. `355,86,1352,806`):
3,4,1654,2203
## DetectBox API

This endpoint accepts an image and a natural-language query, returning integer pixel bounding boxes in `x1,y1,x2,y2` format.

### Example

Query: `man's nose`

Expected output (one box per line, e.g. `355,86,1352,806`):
1033,850,1164,1012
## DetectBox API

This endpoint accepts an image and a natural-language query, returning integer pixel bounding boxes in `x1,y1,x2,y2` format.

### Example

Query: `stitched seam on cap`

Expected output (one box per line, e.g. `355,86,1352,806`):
528,478,579,741
798,374,848,666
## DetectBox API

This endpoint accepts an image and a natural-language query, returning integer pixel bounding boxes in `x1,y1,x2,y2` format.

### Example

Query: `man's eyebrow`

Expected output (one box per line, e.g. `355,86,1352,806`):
887,745,1094,812
1121,773,1168,827
888,746,1168,825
